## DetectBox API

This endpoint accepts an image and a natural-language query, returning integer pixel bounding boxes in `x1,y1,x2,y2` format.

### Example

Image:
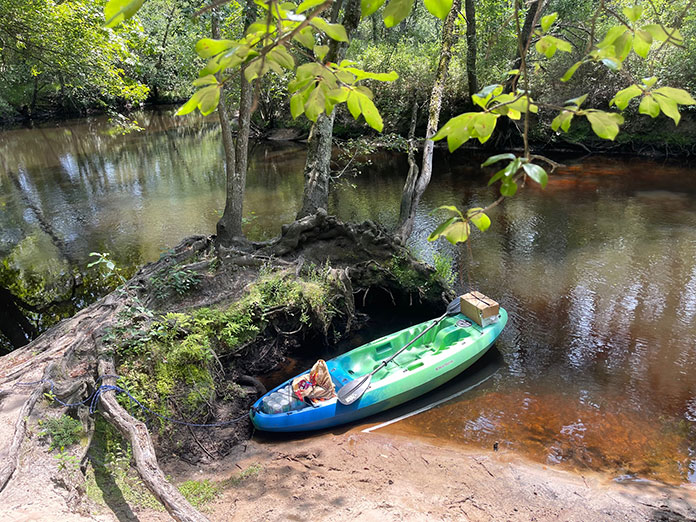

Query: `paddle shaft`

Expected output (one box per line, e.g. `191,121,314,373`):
352,311,448,391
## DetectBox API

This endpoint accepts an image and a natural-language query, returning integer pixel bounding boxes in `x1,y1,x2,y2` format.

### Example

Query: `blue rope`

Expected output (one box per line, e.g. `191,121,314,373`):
16,377,249,428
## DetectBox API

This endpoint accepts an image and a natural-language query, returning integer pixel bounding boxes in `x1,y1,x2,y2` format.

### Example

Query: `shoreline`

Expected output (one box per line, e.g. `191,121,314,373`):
162,428,696,521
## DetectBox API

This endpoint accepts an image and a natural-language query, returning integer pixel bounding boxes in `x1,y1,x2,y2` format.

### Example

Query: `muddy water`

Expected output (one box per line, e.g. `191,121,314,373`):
1,109,695,484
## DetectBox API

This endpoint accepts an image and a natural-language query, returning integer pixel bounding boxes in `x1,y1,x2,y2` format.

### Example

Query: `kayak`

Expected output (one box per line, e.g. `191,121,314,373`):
250,307,507,432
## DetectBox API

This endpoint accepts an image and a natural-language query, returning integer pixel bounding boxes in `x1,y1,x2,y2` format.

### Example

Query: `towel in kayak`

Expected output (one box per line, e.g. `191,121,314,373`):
292,359,335,401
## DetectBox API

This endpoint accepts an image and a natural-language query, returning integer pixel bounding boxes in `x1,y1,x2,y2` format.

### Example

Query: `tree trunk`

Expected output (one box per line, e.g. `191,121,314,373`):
212,15,242,245
398,98,420,234
396,0,461,242
296,0,361,219
506,0,541,91
464,0,478,98
234,0,256,183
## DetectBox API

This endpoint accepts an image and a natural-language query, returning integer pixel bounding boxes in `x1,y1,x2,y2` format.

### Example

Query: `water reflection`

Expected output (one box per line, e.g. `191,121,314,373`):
1,109,696,484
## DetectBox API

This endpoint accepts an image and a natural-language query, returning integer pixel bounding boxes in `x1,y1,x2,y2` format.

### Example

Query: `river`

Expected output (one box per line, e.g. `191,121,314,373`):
1,108,695,485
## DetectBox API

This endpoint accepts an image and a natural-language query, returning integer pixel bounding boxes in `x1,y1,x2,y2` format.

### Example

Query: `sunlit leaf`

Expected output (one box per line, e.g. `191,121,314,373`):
311,18,348,41
297,0,326,14
361,0,387,17
623,5,643,23
585,110,624,140
610,84,642,110
441,221,470,245
293,27,316,49
383,0,415,28
541,12,557,33
192,75,218,87
357,93,383,131
423,0,453,20
561,61,583,82
290,93,304,119
104,0,144,28
195,39,236,59
653,87,696,106
500,179,518,197
633,29,652,58
427,216,458,241
638,94,660,118
467,208,491,232
598,26,627,48
347,91,361,119
314,44,329,61
653,94,680,124
642,24,682,45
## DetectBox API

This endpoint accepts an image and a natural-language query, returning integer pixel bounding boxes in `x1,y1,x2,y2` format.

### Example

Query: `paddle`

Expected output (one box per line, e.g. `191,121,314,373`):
337,297,462,406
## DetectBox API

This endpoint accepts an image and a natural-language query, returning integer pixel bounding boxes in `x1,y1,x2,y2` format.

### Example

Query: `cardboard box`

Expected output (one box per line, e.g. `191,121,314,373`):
460,291,500,327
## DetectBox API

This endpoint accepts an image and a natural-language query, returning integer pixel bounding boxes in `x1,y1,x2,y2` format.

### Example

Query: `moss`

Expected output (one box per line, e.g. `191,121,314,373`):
112,265,339,429
387,255,423,291
222,463,263,487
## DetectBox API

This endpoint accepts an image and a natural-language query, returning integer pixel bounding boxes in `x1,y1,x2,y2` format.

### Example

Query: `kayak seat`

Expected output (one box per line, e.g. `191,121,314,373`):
432,326,469,353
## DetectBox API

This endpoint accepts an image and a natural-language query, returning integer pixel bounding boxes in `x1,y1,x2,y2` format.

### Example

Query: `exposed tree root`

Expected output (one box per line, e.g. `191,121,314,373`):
0,216,450,520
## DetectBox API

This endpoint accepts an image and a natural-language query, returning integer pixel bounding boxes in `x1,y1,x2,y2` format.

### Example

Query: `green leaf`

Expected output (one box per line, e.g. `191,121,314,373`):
541,12,558,33
481,153,516,167
613,32,634,61
653,87,696,106
104,0,144,28
473,113,498,142
311,18,349,41
327,87,349,103
585,110,624,140
441,221,470,245
610,84,642,110
293,27,316,49
305,85,325,122
642,24,682,45
522,163,548,188
653,94,680,124
271,46,295,69
383,0,415,28
623,6,643,23
197,85,221,116
561,61,583,82
290,93,304,119
642,76,658,89
423,0,453,20
467,208,491,232
500,179,518,197
314,45,329,61
427,216,458,241
361,0,387,17
195,39,236,59
598,26,627,48
551,110,574,132
297,0,326,13
175,94,200,116
633,30,652,58
192,75,218,87
638,95,660,118
434,205,464,218
535,35,558,58
472,84,503,109
601,57,621,71
565,94,587,107
357,93,383,131
347,91,361,119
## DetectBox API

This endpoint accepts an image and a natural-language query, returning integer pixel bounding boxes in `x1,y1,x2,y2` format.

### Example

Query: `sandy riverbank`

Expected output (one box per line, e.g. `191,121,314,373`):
163,428,696,521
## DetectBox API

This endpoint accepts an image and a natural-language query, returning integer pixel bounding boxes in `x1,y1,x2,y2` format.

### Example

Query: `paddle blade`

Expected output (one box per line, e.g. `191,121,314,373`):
337,374,372,405
446,296,462,315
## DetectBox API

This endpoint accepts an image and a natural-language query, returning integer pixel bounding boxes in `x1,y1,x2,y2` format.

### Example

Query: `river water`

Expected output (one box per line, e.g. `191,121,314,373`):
1,109,695,485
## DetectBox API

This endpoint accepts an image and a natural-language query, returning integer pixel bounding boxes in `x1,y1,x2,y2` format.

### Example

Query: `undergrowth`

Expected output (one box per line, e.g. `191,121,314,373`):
39,414,84,451
108,264,339,430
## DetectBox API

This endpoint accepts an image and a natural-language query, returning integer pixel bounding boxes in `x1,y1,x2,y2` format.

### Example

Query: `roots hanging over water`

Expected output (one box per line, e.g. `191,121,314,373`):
0,214,451,520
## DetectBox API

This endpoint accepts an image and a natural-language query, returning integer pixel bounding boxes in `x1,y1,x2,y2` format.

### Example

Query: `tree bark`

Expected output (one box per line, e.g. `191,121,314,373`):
396,0,461,242
213,15,242,244
296,0,361,219
506,0,541,92
464,0,478,97
398,98,420,234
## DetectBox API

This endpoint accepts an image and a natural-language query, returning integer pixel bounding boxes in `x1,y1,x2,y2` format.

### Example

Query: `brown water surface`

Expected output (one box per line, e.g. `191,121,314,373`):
1,109,695,484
